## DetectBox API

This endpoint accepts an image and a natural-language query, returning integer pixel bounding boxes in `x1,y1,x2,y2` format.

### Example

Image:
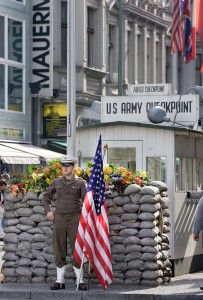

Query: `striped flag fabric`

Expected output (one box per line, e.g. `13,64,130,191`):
171,0,184,54
184,0,196,63
171,0,196,64
196,0,203,72
74,135,113,289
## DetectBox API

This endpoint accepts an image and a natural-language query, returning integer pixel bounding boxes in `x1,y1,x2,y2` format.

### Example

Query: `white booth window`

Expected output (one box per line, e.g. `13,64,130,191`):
176,157,197,191
146,157,166,182
107,147,136,172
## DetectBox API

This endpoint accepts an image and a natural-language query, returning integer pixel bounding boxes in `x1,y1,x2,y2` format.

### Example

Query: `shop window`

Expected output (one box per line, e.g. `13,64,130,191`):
107,147,136,172
146,157,166,182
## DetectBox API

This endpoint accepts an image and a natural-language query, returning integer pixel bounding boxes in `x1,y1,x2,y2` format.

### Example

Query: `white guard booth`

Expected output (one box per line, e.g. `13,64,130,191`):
75,84,203,276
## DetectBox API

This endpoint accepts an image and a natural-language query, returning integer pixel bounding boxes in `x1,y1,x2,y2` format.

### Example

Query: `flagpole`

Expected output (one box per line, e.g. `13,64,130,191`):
87,260,91,290
103,144,108,160
67,0,76,156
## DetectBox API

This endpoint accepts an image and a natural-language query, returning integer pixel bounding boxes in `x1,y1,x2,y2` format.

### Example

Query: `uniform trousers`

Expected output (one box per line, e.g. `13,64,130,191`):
53,213,80,268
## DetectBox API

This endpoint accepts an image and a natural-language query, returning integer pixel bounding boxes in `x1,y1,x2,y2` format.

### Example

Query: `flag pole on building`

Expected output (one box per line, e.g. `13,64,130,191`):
67,0,76,156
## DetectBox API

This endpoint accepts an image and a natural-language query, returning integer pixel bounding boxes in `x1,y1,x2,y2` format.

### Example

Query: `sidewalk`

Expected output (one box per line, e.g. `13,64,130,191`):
1,241,203,299
0,271,203,299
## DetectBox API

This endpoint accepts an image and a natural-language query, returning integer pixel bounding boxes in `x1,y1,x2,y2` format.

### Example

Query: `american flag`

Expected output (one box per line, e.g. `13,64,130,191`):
74,135,113,289
171,0,184,54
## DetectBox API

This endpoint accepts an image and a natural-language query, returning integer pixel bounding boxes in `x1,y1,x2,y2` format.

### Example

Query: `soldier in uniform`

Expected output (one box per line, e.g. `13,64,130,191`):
42,155,87,291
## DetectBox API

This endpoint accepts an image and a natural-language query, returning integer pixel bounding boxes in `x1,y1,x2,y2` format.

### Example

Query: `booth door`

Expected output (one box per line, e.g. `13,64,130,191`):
102,140,143,172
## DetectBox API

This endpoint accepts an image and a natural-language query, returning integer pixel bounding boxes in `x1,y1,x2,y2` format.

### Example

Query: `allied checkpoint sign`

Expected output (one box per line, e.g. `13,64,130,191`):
128,83,172,96
101,94,199,127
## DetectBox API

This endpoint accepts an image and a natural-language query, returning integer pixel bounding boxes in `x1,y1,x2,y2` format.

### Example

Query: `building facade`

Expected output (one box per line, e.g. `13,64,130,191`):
0,0,202,149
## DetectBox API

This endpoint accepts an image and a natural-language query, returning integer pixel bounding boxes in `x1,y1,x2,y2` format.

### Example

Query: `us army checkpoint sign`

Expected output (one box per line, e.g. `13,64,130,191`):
101,95,199,126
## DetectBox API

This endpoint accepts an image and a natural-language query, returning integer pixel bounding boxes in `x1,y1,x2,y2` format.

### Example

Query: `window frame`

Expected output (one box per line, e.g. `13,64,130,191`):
0,14,25,113
87,7,95,67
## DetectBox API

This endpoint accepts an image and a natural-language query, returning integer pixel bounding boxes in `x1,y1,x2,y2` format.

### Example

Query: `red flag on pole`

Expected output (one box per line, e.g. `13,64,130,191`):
74,135,113,289
196,0,203,72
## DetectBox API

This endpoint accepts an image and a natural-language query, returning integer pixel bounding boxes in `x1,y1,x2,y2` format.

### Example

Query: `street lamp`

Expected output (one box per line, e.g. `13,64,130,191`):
147,86,203,127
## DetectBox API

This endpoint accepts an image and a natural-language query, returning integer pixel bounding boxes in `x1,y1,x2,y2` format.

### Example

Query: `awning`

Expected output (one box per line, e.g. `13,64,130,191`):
46,140,67,153
0,144,40,165
0,142,62,164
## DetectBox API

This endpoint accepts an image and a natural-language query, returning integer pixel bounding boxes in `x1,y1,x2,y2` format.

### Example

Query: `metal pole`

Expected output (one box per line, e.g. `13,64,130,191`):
67,0,76,156
118,0,123,96
32,95,37,146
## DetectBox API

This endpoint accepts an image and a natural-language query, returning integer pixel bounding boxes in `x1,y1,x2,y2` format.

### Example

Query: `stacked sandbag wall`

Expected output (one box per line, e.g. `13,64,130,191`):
2,181,171,286
107,181,171,286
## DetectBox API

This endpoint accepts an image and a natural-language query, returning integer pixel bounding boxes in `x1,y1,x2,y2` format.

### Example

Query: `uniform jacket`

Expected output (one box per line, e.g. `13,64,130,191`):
42,175,86,215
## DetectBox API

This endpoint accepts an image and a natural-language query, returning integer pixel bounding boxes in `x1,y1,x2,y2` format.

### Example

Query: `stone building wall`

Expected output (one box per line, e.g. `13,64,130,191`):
2,181,171,286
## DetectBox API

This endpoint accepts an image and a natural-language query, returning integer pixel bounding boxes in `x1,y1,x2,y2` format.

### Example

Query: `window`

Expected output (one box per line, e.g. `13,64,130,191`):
127,29,133,83
107,147,136,172
166,46,171,84
176,157,183,191
87,7,95,67
176,157,197,191
146,157,166,182
156,33,161,83
61,1,67,66
8,19,22,63
0,16,4,58
0,64,5,109
0,15,24,112
108,25,114,81
196,54,202,86
137,29,143,83
147,30,152,83
8,66,23,111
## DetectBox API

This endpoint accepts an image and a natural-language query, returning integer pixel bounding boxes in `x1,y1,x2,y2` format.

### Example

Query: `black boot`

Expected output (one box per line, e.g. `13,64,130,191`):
78,282,87,291
50,282,65,290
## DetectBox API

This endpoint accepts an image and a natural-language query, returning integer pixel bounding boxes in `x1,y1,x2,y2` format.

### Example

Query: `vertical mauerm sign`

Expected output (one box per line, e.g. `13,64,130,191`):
31,0,53,97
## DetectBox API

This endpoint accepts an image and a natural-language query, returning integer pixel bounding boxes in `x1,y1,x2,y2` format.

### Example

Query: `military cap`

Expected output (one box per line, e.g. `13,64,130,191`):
60,155,77,166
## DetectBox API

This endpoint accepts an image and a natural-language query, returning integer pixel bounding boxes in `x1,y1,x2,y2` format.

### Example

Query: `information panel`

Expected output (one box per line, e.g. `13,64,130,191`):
43,103,67,138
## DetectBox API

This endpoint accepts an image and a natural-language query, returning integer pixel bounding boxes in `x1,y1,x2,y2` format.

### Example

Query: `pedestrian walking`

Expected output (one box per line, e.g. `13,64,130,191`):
193,196,203,290
0,180,8,240
42,155,87,291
